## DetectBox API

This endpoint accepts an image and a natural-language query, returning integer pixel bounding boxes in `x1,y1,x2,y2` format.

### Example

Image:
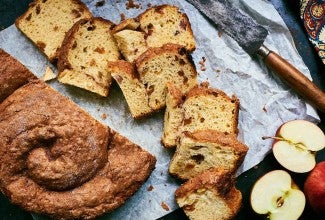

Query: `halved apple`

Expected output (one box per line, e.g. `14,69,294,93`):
272,120,325,173
250,170,305,220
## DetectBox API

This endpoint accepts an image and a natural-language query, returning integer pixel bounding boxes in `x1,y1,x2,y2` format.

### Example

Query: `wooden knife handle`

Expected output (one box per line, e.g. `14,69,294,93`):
263,51,325,113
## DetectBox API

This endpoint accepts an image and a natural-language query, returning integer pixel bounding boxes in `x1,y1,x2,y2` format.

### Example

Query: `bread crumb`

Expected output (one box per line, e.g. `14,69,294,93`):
42,66,56,81
262,105,267,112
95,0,105,7
126,0,141,9
161,202,170,211
198,57,206,71
147,185,154,191
101,113,107,120
120,13,126,21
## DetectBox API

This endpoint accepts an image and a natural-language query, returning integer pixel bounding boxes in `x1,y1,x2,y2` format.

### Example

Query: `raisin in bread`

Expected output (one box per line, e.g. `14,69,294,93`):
136,43,197,111
15,0,92,62
113,30,148,63
175,168,242,220
161,83,184,147
162,83,240,148
58,17,120,97
169,130,248,180
137,5,196,52
108,60,152,119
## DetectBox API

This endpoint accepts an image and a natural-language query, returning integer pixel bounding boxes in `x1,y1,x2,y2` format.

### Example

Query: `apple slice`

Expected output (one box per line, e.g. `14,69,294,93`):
272,120,325,173
250,170,305,220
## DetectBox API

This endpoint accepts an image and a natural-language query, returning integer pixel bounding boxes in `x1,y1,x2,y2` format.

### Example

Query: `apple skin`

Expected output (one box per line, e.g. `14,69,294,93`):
304,161,325,213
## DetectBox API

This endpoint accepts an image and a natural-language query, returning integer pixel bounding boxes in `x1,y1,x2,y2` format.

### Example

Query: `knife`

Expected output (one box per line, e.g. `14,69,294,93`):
186,0,325,113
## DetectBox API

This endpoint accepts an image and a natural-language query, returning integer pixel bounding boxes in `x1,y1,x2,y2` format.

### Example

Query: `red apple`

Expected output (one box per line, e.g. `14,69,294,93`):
304,161,325,213
270,120,325,173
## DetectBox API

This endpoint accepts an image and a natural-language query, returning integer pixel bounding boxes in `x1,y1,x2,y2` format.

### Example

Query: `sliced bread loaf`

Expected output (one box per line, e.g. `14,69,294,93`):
57,17,120,97
181,83,240,135
15,0,92,62
169,130,248,181
175,168,242,220
136,43,197,111
113,30,148,63
161,83,184,147
108,60,152,119
137,5,196,52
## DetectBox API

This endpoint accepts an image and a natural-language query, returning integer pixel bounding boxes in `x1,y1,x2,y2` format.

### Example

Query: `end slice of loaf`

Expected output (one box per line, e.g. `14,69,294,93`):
15,0,92,62
181,83,239,135
114,30,148,63
175,168,242,220
136,43,198,111
161,83,184,147
108,60,152,119
137,5,196,51
58,17,120,97
169,130,248,181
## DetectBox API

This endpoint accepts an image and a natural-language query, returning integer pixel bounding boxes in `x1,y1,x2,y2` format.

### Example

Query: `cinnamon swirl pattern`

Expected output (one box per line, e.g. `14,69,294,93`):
0,50,156,219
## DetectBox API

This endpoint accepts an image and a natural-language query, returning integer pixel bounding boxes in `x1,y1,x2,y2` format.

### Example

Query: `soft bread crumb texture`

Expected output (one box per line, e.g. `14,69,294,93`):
136,44,197,111
58,17,120,97
169,130,248,180
15,0,92,62
175,169,242,220
108,60,152,119
114,30,148,63
162,83,240,148
138,5,196,51
161,82,184,147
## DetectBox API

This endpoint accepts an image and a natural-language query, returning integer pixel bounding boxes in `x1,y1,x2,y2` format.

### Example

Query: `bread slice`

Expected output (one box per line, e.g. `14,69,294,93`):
137,5,196,52
113,30,148,63
169,130,248,180
161,83,239,148
136,43,197,111
181,83,240,135
57,17,120,97
161,83,184,147
108,60,152,119
15,0,92,62
175,168,242,220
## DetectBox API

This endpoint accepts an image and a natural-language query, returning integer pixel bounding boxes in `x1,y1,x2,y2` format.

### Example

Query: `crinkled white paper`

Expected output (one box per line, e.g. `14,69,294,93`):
0,0,319,219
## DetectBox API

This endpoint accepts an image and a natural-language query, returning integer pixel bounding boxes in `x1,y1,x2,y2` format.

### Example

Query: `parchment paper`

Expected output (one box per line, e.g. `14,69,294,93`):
0,0,320,219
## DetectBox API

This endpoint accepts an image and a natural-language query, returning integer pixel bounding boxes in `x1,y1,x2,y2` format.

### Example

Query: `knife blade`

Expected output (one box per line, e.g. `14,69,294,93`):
187,0,325,113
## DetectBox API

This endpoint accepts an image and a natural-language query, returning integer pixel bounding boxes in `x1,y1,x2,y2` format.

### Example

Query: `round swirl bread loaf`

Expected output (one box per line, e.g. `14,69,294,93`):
0,80,156,219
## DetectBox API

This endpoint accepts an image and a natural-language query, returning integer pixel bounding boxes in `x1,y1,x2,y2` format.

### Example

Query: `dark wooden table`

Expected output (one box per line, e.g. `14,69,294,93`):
0,0,324,219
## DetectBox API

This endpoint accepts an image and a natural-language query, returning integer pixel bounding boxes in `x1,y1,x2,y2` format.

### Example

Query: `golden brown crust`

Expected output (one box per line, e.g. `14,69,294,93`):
0,49,37,103
135,43,190,68
0,52,156,219
183,130,248,155
0,81,156,219
108,60,139,80
112,18,140,33
175,168,234,199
